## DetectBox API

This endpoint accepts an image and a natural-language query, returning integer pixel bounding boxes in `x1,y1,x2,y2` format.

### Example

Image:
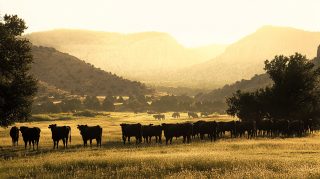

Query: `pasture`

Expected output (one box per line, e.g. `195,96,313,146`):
0,112,320,178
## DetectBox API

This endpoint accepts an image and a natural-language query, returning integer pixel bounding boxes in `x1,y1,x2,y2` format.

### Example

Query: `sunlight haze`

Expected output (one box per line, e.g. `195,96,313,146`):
1,0,320,47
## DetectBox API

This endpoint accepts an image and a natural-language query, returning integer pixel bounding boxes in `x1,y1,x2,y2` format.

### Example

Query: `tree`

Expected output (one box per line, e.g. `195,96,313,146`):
83,96,100,110
0,15,37,126
264,53,320,121
226,53,320,122
102,98,115,112
61,98,82,112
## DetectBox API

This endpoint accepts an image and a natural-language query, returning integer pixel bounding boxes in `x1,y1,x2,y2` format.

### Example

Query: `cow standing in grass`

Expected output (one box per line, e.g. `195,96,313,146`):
10,126,19,146
199,121,218,142
153,114,165,120
120,123,142,144
19,126,41,150
172,112,180,119
142,124,162,144
188,112,198,118
48,124,71,149
162,123,193,144
77,125,103,147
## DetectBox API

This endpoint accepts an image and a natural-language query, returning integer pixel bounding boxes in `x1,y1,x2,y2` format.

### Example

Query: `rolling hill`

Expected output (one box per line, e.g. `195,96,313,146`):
174,26,320,88
30,46,151,96
26,30,226,83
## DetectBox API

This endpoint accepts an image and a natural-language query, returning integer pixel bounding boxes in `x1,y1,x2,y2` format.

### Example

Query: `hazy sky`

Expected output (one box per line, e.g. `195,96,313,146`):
0,0,319,47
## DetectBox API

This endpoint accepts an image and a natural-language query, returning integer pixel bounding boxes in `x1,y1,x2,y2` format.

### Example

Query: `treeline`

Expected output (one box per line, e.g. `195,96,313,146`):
32,94,226,114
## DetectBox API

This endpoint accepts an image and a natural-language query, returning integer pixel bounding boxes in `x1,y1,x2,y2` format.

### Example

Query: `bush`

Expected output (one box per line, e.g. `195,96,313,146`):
73,110,97,117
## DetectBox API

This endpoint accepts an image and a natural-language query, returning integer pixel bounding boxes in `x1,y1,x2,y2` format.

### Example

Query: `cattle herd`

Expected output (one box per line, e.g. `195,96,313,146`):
7,114,319,150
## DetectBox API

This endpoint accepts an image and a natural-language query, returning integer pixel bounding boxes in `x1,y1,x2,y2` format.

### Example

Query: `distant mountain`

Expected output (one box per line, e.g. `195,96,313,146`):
31,46,151,96
174,26,320,88
26,30,226,83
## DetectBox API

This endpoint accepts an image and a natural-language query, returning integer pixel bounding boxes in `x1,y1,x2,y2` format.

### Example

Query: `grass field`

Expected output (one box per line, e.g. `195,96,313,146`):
1,112,320,178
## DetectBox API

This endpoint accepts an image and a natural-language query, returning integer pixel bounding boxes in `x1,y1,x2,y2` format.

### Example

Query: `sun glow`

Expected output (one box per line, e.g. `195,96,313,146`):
0,0,320,47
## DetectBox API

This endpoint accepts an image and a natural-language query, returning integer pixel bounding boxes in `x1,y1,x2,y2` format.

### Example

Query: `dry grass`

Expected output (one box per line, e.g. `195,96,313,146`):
0,112,320,178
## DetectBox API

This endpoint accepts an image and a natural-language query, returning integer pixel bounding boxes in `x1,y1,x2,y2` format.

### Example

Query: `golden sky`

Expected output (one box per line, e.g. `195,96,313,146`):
0,0,319,47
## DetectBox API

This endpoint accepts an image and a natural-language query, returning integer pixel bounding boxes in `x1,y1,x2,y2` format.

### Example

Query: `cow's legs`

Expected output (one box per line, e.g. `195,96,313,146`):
24,141,27,149
90,139,92,147
62,139,66,148
32,140,35,150
122,136,126,145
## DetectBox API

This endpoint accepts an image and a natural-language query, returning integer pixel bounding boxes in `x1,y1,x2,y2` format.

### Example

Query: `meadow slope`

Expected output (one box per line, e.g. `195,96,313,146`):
0,112,320,178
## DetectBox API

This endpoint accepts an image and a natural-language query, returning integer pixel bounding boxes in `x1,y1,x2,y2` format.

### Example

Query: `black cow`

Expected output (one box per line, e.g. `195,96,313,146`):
120,123,142,144
162,123,193,144
10,126,19,146
19,126,41,150
153,114,165,120
272,119,289,137
77,125,103,147
188,112,198,118
142,124,162,143
256,119,273,137
217,121,236,138
288,120,304,137
48,124,71,149
198,121,218,142
172,112,180,118
235,121,256,139
192,120,205,138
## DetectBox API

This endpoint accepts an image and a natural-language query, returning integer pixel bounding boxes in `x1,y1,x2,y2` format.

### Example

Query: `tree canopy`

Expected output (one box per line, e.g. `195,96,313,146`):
0,14,37,126
227,53,320,122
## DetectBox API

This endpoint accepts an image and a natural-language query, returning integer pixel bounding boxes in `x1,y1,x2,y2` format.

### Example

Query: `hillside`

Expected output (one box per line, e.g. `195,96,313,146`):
31,46,151,96
195,74,272,102
26,30,226,83
174,26,320,88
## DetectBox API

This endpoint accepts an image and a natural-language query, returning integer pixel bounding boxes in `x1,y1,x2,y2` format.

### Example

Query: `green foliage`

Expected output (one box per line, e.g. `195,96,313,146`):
73,110,97,117
0,14,37,126
61,98,82,112
83,96,100,110
227,53,320,122
102,98,115,112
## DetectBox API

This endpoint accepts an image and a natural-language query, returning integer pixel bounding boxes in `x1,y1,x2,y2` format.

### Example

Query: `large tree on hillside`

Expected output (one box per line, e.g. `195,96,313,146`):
227,53,320,122
0,15,37,127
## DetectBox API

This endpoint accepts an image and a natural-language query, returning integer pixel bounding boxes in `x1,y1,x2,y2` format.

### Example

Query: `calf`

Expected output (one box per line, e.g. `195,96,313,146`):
142,124,162,143
77,125,103,147
19,126,41,150
10,126,19,146
120,123,142,144
48,124,71,149
162,123,193,144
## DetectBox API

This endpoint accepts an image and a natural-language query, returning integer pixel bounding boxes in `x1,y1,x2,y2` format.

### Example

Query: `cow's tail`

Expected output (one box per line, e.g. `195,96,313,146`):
69,127,72,143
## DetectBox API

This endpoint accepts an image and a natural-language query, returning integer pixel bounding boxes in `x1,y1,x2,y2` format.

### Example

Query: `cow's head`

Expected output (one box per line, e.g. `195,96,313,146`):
77,124,88,132
19,126,28,133
48,124,57,129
